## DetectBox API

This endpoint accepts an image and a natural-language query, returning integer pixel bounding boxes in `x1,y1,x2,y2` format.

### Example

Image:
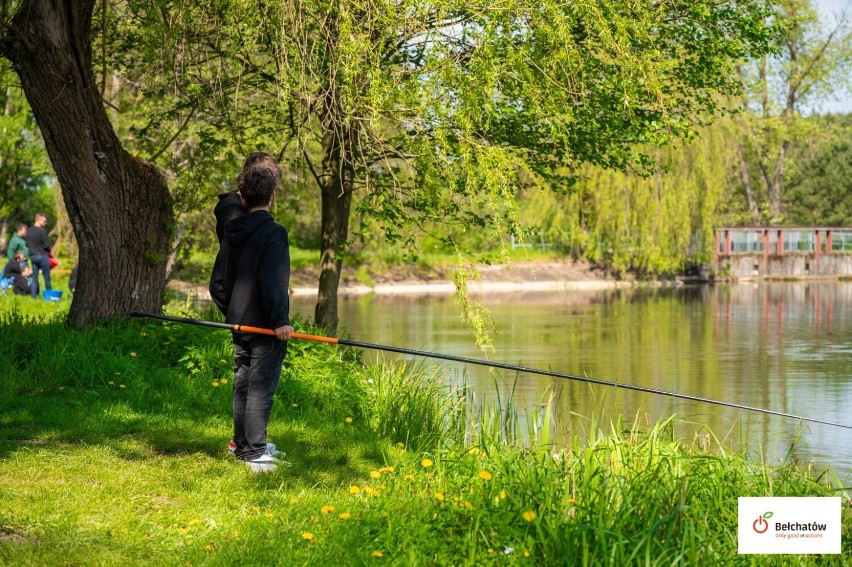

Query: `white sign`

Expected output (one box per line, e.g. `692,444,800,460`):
738,497,841,554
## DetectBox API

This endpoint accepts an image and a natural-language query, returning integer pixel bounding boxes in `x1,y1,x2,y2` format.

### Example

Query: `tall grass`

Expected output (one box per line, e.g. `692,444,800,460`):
1,296,849,565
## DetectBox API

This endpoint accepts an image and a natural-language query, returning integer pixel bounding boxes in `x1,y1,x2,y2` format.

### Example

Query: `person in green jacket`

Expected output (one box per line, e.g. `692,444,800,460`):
7,223,29,264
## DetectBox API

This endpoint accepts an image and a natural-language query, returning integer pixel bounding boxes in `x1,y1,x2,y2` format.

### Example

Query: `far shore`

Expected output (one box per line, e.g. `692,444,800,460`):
290,278,659,297
167,259,702,302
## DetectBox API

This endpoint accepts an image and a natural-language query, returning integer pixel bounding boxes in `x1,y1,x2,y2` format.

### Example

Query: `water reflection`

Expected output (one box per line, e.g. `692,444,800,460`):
290,282,852,483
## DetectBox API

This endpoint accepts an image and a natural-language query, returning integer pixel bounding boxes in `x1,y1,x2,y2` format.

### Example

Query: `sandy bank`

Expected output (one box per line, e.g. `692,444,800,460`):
169,260,682,302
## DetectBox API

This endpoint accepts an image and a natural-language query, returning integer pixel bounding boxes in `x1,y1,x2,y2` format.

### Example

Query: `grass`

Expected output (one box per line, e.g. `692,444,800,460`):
0,296,849,565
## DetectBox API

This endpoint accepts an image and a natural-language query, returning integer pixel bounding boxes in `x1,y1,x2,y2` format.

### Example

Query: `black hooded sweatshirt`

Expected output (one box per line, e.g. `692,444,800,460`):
209,210,290,332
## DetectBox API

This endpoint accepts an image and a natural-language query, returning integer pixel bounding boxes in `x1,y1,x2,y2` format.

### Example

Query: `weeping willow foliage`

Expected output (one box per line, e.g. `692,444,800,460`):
519,120,740,275
147,0,774,250
85,0,775,300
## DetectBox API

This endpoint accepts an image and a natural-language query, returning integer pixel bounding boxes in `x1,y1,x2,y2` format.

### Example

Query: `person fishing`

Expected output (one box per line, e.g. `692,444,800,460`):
209,152,294,473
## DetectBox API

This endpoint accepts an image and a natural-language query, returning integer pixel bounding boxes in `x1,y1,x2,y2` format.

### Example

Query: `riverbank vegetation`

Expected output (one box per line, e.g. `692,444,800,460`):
1,297,848,565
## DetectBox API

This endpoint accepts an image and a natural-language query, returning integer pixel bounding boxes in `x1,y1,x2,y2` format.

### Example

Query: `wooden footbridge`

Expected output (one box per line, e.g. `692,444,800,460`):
715,227,852,279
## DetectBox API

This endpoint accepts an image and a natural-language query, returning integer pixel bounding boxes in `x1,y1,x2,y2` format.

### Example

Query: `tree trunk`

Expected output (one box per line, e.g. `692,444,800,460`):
314,108,353,333
769,140,789,225
0,218,7,254
0,1,173,327
735,144,760,224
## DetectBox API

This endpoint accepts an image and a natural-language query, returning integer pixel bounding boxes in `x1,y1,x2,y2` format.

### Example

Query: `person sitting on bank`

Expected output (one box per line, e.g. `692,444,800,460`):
2,253,32,295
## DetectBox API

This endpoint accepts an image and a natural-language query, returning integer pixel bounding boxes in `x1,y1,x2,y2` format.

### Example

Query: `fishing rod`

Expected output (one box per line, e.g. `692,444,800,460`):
130,311,852,431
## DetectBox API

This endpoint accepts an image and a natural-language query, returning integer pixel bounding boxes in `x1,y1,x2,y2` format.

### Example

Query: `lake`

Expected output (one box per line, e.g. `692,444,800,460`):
290,282,852,483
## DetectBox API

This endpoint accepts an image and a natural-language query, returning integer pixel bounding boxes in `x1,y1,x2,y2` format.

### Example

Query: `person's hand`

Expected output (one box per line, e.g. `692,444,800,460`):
274,324,295,341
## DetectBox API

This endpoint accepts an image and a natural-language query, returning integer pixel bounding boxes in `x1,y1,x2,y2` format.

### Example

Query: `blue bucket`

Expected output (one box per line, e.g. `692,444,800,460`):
43,290,63,302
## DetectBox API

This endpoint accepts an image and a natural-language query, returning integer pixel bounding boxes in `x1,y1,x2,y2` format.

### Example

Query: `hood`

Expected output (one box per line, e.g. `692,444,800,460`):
214,192,248,242
214,191,245,219
224,210,273,247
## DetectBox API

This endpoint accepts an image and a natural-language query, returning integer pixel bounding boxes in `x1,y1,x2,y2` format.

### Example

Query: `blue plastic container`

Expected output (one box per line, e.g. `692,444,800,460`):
43,290,63,302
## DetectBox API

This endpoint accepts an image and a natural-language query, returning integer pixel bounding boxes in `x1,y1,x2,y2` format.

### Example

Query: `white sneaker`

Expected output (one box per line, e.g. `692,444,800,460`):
244,454,280,473
229,441,285,458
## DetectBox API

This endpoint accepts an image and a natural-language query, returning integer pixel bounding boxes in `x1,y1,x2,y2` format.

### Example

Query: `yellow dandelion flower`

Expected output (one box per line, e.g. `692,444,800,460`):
349,485,361,494
219,359,227,365
264,512,274,519
177,527,188,535
523,551,530,557
488,548,494,553
204,544,213,552
252,506,260,512
108,381,115,385
499,490,507,499
345,416,353,423
220,378,228,385
289,497,299,505
379,466,395,473
212,381,220,387
302,532,314,541
338,512,351,520
464,500,473,510
478,470,492,481
187,519,202,526
130,352,137,357
396,442,404,449
380,511,388,518
421,458,433,468
404,474,415,481
321,505,335,514
370,471,382,479
119,384,126,389
372,550,384,557
522,510,536,522
434,492,444,502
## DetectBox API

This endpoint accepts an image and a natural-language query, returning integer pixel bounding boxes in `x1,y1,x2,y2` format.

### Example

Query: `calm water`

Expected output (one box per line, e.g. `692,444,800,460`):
290,282,852,483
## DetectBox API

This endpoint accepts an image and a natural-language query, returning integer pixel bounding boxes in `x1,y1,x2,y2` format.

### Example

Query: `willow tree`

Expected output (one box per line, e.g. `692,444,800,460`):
0,0,173,327
256,0,776,331
518,119,742,276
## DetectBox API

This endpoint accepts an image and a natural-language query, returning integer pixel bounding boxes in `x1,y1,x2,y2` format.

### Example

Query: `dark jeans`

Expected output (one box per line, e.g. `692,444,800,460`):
29,255,51,299
232,334,288,461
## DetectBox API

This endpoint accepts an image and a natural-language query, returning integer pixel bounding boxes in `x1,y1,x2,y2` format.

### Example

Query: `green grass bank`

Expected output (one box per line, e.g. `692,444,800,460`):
0,292,849,565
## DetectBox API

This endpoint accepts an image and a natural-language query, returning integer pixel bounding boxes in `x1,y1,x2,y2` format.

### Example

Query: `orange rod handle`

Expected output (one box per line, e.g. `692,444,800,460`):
232,324,339,344
293,332,339,344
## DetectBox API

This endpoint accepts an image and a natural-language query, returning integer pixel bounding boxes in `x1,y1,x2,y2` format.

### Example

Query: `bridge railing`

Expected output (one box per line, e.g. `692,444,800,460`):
717,227,852,256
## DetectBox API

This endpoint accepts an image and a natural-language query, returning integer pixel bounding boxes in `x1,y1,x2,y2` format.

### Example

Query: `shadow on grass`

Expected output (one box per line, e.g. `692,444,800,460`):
0,314,391,489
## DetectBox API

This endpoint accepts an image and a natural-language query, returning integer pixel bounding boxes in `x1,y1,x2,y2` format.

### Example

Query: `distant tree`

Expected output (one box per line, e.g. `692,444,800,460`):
0,63,52,247
735,0,852,224
786,137,852,226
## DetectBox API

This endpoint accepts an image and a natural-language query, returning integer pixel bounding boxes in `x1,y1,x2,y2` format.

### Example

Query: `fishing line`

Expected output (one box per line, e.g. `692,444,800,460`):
130,311,852,431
